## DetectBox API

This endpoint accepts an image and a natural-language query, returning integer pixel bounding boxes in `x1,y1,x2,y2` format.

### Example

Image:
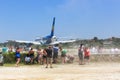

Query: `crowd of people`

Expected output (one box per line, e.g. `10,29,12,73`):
14,44,90,67
15,45,59,67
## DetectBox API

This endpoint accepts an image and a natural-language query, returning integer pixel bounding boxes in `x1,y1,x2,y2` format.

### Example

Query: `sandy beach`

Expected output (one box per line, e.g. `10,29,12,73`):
0,62,120,80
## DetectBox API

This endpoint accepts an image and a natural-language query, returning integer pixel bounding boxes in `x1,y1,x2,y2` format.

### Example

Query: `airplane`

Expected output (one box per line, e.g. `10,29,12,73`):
35,17,57,45
35,17,76,45
7,17,76,45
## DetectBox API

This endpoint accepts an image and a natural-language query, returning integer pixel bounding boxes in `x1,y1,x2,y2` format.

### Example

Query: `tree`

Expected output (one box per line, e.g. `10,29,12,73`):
93,37,98,42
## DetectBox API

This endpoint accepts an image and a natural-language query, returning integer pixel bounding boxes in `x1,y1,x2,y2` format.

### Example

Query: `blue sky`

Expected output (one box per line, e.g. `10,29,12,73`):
0,0,120,42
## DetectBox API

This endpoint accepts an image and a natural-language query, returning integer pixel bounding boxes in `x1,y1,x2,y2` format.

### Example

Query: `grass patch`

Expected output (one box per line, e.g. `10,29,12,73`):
3,63,25,67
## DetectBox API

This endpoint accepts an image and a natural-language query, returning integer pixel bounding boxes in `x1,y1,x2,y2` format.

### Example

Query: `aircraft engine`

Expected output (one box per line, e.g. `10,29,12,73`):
52,36,57,42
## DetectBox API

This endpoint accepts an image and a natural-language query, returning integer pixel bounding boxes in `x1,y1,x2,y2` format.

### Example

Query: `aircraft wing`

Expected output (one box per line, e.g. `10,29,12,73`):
50,40,76,45
7,40,41,45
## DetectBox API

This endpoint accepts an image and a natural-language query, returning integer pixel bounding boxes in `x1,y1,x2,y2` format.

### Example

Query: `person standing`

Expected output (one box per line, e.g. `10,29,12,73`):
84,47,90,64
53,45,59,63
60,47,67,64
15,47,21,67
36,48,43,64
45,45,53,68
78,44,84,65
42,48,47,65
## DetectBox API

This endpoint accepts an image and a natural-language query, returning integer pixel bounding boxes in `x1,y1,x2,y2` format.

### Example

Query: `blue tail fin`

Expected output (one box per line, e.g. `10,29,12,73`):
50,17,55,36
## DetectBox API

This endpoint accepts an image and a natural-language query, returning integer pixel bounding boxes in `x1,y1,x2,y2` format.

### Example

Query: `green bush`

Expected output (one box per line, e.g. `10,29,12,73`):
3,52,27,63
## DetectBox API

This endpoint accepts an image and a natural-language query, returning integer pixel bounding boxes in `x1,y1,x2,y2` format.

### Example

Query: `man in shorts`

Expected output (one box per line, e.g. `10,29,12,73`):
78,44,84,65
45,45,53,68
